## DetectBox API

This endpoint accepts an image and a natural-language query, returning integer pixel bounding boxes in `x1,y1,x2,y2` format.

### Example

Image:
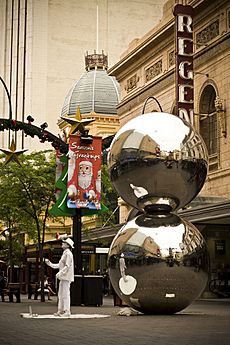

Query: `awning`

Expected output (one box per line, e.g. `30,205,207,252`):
179,200,230,225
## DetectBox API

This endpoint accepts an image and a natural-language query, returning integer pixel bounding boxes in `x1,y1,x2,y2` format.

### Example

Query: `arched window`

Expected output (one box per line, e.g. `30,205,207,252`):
199,85,218,170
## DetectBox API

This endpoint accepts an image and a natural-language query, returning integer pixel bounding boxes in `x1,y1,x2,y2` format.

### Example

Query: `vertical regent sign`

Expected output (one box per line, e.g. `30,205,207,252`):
173,4,194,125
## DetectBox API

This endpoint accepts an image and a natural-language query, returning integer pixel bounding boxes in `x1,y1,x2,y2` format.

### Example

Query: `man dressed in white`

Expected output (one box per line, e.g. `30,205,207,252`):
45,238,74,317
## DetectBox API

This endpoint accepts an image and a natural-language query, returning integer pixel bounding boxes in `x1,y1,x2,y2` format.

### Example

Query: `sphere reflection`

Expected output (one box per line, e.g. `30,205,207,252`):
108,112,208,212
108,214,209,314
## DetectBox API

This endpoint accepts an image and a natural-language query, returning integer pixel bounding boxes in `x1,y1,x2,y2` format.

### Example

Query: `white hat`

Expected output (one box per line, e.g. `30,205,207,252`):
62,238,74,249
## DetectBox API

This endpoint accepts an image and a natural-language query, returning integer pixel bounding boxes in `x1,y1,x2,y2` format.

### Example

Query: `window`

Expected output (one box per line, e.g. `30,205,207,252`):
215,240,225,256
199,85,218,170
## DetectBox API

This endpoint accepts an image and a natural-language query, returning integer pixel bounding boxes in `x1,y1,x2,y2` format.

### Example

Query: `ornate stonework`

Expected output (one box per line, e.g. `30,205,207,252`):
168,50,175,68
145,60,162,82
125,74,140,93
196,19,219,46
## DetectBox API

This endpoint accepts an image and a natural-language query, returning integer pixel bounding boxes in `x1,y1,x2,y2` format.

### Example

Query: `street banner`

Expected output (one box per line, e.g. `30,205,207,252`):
67,135,102,209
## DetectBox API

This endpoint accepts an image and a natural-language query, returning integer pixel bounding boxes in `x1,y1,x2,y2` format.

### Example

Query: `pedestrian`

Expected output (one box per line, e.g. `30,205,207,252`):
102,269,109,296
36,275,56,300
44,275,56,300
119,253,127,282
45,238,74,316
0,271,7,295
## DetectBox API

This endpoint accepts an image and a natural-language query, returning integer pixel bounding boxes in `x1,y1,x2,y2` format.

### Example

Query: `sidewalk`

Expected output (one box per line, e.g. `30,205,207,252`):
0,294,229,345
3,292,230,316
19,293,118,316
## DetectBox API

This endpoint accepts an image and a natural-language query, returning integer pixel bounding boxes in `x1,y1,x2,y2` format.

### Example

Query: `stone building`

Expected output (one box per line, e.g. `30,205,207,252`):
108,0,230,292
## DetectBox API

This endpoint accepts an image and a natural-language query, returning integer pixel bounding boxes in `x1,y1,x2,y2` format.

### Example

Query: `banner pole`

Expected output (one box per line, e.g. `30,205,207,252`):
73,208,82,275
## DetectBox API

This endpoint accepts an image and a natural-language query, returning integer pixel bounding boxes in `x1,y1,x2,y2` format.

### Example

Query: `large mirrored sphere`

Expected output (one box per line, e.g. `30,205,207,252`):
108,112,208,212
108,213,209,314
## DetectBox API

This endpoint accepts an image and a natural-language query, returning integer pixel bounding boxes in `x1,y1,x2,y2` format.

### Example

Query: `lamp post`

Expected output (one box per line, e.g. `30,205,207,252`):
4,221,13,283
0,77,12,120
0,77,13,147
73,210,82,275
0,77,13,282
215,96,226,138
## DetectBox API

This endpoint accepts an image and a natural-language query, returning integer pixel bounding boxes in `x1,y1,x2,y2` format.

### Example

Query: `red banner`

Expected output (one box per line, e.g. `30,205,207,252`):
67,135,102,209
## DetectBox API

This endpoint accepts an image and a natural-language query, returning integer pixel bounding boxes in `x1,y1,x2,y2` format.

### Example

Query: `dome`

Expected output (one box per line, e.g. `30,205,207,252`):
61,53,120,117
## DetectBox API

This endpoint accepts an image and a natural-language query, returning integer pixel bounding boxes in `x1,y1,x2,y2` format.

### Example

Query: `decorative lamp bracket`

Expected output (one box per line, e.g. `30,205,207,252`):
142,96,163,114
215,96,227,138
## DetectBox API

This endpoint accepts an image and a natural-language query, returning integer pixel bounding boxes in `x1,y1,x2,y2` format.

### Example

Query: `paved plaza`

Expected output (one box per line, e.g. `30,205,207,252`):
0,295,229,345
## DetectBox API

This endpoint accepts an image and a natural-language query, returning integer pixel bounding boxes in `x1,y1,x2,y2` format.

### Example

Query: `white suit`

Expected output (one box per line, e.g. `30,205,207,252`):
46,246,74,315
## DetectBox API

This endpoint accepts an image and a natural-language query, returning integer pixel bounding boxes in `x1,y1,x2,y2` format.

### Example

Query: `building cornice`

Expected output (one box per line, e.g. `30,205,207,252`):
116,69,174,112
108,21,174,78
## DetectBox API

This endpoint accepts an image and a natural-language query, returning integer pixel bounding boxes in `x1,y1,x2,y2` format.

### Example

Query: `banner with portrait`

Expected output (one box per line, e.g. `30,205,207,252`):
67,135,102,209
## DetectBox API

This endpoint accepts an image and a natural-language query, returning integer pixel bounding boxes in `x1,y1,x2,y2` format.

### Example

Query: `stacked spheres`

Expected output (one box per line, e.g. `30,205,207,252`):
107,112,209,314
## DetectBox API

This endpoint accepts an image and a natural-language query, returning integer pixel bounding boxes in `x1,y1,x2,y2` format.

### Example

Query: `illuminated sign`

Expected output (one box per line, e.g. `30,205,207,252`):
173,4,194,125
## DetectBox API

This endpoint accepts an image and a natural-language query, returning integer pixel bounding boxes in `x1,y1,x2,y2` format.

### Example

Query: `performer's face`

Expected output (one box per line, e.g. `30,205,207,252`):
62,242,69,250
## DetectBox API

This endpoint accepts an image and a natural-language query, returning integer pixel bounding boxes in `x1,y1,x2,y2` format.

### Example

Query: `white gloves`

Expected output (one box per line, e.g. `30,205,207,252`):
45,259,50,266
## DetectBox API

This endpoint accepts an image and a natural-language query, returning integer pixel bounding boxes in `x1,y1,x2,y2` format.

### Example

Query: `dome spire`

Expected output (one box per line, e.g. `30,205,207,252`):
84,4,108,71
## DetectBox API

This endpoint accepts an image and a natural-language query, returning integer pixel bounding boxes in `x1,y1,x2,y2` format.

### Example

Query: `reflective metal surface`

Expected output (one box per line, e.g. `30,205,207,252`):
108,214,209,314
108,112,208,212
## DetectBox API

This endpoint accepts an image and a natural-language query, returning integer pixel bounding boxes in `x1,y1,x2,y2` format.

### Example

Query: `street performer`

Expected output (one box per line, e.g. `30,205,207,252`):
45,238,74,317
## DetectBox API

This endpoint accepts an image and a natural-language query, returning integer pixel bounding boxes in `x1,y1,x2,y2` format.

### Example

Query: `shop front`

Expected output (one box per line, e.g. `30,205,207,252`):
179,199,230,297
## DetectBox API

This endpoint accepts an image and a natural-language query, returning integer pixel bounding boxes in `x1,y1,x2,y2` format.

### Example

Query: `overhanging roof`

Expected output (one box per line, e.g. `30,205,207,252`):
179,200,230,225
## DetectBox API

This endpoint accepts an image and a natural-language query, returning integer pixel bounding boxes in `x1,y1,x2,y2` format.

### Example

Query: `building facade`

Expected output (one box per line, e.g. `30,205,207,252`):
108,0,230,294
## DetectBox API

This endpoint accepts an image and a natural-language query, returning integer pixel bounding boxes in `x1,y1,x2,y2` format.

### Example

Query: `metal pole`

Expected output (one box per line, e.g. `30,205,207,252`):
0,76,12,120
72,208,82,275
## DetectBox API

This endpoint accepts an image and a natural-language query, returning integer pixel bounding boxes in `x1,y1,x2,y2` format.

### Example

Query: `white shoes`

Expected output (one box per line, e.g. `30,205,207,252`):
54,311,71,317
62,311,71,317
53,311,63,316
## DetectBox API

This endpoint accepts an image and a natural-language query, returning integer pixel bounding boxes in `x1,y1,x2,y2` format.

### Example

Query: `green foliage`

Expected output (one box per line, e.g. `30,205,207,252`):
0,149,118,267
97,163,119,227
0,150,57,266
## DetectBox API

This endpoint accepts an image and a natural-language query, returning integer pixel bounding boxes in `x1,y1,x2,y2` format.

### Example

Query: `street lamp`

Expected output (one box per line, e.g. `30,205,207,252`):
3,223,13,283
0,76,12,120
0,76,13,147
215,96,226,138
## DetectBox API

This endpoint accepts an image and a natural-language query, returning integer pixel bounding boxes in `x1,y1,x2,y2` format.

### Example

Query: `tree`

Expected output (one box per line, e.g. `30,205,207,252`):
99,163,119,226
0,147,118,299
0,150,57,301
0,175,28,281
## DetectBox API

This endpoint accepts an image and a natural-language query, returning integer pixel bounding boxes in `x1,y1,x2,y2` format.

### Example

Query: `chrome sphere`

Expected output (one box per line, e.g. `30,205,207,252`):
108,112,208,212
108,213,209,314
